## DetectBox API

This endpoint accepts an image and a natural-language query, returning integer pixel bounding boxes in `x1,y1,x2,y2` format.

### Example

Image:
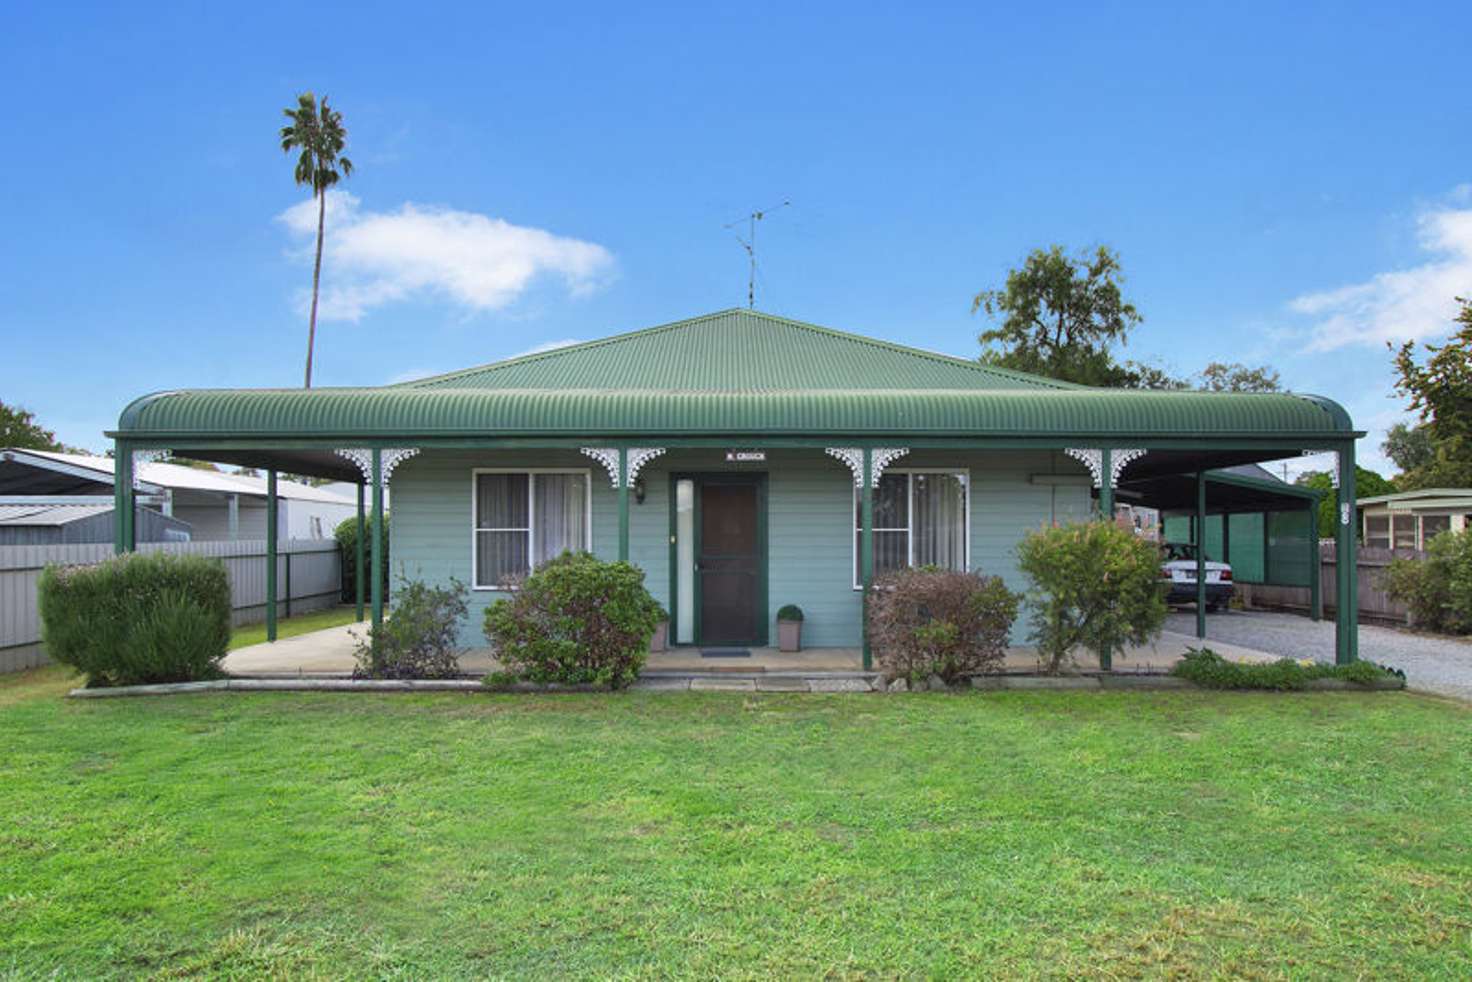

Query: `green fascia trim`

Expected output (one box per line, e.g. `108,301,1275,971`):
109,434,1360,453
1205,470,1325,501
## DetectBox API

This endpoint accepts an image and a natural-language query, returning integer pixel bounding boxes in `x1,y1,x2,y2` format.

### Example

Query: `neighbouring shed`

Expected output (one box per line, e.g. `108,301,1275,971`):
0,503,191,545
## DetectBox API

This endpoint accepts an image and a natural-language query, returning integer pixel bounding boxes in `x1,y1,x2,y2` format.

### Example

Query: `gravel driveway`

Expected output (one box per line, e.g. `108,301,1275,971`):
1166,609,1472,702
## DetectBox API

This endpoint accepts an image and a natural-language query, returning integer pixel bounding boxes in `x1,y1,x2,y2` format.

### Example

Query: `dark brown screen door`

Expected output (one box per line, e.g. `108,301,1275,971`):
698,481,760,645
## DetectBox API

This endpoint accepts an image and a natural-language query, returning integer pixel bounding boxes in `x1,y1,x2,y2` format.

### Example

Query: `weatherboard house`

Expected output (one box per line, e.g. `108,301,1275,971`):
109,310,1365,666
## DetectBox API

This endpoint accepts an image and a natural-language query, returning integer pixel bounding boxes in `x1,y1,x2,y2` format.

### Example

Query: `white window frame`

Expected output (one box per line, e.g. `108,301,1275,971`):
471,468,593,591
851,468,970,589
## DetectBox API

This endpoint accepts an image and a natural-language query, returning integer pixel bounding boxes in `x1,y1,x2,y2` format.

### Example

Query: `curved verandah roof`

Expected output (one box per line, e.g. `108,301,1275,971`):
108,309,1358,480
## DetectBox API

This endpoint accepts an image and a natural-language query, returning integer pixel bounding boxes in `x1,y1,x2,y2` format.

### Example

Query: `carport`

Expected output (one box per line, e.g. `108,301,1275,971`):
1120,466,1324,638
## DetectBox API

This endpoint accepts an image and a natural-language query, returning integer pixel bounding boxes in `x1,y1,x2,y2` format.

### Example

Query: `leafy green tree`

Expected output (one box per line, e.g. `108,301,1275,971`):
1381,422,1435,478
1295,467,1396,539
972,246,1281,392
1121,360,1186,390
973,245,1142,387
1015,521,1167,673
1197,362,1281,392
1389,299,1472,490
0,400,63,450
281,92,353,389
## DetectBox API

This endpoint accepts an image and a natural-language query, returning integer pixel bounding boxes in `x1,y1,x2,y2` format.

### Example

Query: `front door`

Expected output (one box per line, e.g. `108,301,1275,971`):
672,474,766,646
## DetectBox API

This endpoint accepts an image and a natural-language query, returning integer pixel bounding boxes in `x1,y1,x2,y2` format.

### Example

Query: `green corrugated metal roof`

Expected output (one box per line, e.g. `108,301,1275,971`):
115,309,1355,439
401,309,1073,392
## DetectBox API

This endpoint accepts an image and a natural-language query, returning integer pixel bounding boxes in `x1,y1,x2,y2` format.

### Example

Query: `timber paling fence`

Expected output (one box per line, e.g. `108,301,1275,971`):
0,539,341,673
1242,543,1421,626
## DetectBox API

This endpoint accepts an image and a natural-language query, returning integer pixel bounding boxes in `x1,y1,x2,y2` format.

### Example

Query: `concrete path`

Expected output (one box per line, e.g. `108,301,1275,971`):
223,623,1278,678
1167,609,1472,702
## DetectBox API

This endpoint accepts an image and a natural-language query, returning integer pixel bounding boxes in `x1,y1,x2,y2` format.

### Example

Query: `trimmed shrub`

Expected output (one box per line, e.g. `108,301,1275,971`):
483,552,663,689
38,552,231,686
1016,521,1167,673
1383,529,1472,634
1172,647,1404,690
776,604,804,622
334,513,390,603
353,576,467,679
866,568,1019,684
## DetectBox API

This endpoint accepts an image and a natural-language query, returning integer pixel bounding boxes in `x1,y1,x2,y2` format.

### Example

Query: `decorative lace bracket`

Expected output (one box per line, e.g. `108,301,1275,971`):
335,448,420,486
1302,449,1341,489
1063,448,1147,488
580,447,667,488
825,447,910,487
626,448,666,486
130,449,170,490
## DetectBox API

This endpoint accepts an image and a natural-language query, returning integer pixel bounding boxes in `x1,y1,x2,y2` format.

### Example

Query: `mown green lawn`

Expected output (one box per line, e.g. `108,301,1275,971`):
227,606,359,650
1,667,1469,978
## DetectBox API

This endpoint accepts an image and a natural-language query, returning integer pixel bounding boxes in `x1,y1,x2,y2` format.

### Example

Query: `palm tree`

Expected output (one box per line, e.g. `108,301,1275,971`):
280,92,352,388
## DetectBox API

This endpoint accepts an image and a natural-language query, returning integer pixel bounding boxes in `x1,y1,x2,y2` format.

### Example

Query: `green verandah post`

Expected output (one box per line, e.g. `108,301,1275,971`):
355,483,366,622
266,470,278,642
112,442,133,554
1307,500,1321,622
617,447,630,562
371,449,384,632
860,447,874,671
1098,447,1113,520
1195,471,1207,640
1335,441,1358,664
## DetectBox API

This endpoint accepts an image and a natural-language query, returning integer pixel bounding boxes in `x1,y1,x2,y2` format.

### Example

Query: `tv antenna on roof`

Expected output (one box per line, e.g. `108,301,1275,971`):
724,200,790,309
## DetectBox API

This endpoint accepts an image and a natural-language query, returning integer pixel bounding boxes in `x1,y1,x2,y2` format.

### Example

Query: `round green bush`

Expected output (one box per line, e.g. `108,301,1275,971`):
865,568,1019,683
776,604,804,622
334,513,390,603
1016,521,1167,673
483,552,663,689
38,552,231,687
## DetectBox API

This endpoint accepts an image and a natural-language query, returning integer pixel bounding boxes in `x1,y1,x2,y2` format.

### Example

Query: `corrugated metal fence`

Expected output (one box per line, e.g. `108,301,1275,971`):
0,540,341,673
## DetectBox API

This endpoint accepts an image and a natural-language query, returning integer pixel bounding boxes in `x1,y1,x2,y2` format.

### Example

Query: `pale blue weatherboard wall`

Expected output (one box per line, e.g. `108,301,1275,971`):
389,448,1091,649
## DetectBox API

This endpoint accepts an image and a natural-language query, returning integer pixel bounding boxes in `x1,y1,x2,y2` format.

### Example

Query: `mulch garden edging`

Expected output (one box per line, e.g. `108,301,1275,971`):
66,672,1407,698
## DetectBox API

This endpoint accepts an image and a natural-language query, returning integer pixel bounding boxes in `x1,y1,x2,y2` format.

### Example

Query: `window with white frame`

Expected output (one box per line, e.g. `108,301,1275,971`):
852,469,969,587
1363,513,1389,549
473,470,591,589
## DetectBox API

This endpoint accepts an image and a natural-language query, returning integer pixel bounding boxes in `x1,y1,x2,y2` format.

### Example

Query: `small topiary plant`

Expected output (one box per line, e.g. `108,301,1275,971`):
776,604,804,622
1016,521,1167,674
353,574,468,679
483,552,663,689
866,568,1019,684
38,552,232,687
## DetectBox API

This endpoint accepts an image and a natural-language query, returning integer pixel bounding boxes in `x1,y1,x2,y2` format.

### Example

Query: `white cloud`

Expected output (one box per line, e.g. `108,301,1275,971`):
277,192,615,321
1291,199,1472,351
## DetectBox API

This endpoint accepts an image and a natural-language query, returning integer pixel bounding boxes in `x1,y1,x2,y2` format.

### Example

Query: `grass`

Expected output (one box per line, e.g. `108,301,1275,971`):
1,669,1469,978
227,605,359,650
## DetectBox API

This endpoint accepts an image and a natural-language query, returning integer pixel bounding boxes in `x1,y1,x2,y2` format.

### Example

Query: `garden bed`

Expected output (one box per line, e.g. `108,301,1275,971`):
67,669,1405,698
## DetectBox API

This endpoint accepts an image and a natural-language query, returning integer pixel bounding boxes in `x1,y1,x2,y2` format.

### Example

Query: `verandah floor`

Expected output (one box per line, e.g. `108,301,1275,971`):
221,622,1282,678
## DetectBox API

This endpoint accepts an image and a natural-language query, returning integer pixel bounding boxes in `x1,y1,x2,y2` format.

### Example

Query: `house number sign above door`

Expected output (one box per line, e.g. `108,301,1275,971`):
725,451,766,462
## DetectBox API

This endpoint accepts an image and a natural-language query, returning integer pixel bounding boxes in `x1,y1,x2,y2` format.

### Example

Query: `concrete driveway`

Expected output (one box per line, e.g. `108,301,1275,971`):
1168,609,1472,702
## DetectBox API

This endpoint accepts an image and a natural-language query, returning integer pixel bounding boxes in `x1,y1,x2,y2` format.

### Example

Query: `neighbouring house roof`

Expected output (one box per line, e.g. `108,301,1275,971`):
0,448,355,504
113,310,1356,442
0,503,114,526
1358,488,1472,510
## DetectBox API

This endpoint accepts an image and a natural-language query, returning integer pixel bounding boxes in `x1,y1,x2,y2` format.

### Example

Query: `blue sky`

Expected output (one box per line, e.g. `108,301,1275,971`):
3,1,1470,476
